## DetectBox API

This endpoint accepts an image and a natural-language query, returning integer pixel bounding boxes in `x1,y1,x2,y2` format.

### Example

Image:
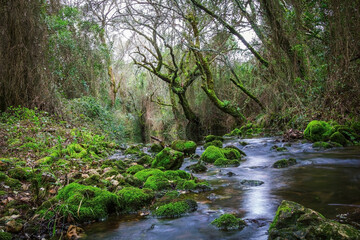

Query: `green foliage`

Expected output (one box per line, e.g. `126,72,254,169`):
117,187,154,212
211,214,246,230
0,232,12,240
56,183,120,222
151,147,184,170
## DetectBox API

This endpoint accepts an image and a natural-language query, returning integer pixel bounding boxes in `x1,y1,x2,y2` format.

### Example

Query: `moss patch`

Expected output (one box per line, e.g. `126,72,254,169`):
201,146,225,163
151,147,184,170
211,214,246,230
170,140,197,156
273,158,297,168
304,120,334,142
204,140,223,149
204,135,224,143
126,165,145,175
117,187,154,212
153,200,197,218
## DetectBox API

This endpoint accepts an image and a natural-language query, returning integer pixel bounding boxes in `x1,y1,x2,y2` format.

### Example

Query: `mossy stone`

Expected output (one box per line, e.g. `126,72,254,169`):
150,143,164,153
134,169,165,182
201,146,225,163
204,135,224,143
214,158,240,167
151,147,184,170
4,178,21,189
137,155,153,165
170,140,197,156
330,131,347,146
144,175,171,191
304,120,334,142
222,148,242,160
224,145,246,156
228,128,242,136
8,167,32,181
126,165,145,175
56,183,120,222
154,200,197,218
204,140,223,149
273,158,297,168
117,187,154,211
186,161,207,173
211,214,246,230
124,145,141,155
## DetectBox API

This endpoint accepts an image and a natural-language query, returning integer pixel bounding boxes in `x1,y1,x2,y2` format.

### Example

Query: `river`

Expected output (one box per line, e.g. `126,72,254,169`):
84,137,360,239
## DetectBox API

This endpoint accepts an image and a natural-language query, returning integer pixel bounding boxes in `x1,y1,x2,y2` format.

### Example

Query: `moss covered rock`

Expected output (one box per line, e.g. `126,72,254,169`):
163,170,191,181
56,183,120,222
204,140,223,149
137,155,153,165
144,175,171,191
8,167,33,180
304,120,334,142
211,214,246,230
170,140,197,156
153,200,197,218
151,147,184,170
214,158,240,167
227,128,242,136
0,232,12,240
330,131,347,146
273,158,297,168
117,187,154,211
204,135,224,143
312,141,341,149
126,165,145,175
224,145,246,156
134,169,165,182
222,148,242,160
186,161,207,173
150,143,164,153
201,146,225,163
124,145,141,155
269,200,360,240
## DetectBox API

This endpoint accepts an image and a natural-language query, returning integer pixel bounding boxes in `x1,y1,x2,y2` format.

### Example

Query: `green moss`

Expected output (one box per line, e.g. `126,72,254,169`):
134,169,165,182
170,140,197,156
222,148,242,160
4,178,22,189
201,146,225,163
186,161,207,173
83,175,101,186
313,141,333,149
351,121,360,134
117,187,154,212
163,170,191,181
154,200,197,218
273,158,297,168
228,128,242,136
144,175,171,191
151,147,184,170
0,190,7,196
329,131,347,146
0,172,8,181
126,165,145,175
214,158,240,167
137,155,153,165
102,169,119,178
304,120,334,142
0,232,12,240
150,143,164,153
56,183,120,222
124,145,141,155
270,145,288,152
204,140,223,149
211,214,246,230
176,180,197,190
8,167,33,180
204,135,224,143
65,143,88,159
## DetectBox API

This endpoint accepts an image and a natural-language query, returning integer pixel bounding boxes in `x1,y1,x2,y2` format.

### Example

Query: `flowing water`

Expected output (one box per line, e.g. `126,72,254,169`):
84,138,360,240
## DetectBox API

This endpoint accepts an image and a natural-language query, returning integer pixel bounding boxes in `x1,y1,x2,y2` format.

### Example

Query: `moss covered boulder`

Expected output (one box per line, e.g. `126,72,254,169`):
126,165,145,175
124,145,142,155
153,200,197,218
151,147,184,170
330,131,347,146
269,200,360,240
214,158,240,167
134,169,165,182
143,175,171,191
149,143,164,153
56,183,120,222
211,214,246,230
204,140,223,149
170,140,197,156
186,161,207,173
201,146,225,163
117,187,154,212
273,158,297,168
304,120,334,142
204,135,224,143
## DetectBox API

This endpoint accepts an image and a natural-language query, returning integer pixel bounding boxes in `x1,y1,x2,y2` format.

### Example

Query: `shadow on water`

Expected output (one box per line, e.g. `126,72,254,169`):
84,138,360,240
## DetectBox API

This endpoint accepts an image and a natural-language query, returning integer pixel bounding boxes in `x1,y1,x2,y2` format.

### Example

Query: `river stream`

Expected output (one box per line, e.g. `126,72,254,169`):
84,137,360,240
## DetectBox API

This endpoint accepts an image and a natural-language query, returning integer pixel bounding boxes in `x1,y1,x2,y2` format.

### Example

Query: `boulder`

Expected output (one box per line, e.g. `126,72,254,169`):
170,140,197,156
269,200,360,240
151,147,184,170
304,120,334,142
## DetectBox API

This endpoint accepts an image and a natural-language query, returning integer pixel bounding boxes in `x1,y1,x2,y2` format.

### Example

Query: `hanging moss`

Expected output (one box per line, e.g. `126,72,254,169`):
56,183,120,222
117,187,154,212
304,120,334,142
201,146,225,163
